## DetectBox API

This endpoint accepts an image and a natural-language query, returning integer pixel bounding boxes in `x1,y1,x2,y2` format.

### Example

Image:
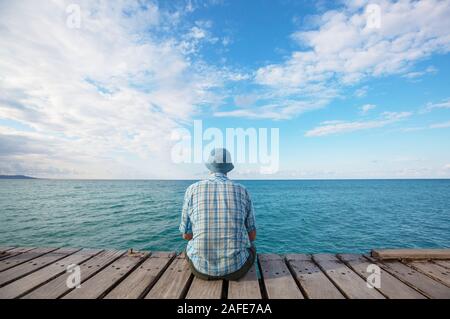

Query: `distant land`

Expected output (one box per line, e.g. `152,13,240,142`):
0,175,37,179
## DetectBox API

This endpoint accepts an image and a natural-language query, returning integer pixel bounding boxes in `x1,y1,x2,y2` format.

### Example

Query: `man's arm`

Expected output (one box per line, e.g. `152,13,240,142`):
179,187,193,240
248,230,256,242
244,188,257,241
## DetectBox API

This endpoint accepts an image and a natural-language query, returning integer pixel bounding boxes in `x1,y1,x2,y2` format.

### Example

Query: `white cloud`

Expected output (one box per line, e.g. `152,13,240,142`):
305,111,411,137
249,0,450,119
360,103,376,114
402,65,438,79
429,121,450,129
189,26,207,39
214,100,328,120
399,120,450,132
0,0,229,178
354,85,368,97
425,99,450,112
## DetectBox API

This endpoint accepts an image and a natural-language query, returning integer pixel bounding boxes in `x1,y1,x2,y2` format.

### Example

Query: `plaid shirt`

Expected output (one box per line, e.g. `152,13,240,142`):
179,173,256,276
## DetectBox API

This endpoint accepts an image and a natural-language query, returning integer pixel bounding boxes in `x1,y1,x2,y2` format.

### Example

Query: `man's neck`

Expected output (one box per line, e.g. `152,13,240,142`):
209,172,228,179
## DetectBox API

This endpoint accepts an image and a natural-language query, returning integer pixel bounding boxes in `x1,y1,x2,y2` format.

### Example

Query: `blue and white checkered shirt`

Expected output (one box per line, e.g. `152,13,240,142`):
179,173,256,276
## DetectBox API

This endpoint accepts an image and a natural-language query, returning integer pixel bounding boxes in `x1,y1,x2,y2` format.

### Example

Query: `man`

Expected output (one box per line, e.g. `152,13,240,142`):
179,148,257,281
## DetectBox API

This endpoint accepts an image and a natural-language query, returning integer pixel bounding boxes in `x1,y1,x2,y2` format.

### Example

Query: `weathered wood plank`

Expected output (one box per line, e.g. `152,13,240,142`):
186,277,223,299
312,254,384,299
407,261,450,288
433,260,450,270
0,247,36,262
0,248,16,261
258,254,303,299
372,249,450,260
365,255,450,299
0,248,79,287
286,254,344,299
0,247,15,253
338,254,426,299
105,252,175,299
22,249,124,299
0,249,101,299
63,250,148,299
0,247,54,271
145,254,192,299
228,264,262,299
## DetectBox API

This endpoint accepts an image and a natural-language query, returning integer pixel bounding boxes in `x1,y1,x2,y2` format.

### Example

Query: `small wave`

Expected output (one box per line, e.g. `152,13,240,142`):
109,203,125,209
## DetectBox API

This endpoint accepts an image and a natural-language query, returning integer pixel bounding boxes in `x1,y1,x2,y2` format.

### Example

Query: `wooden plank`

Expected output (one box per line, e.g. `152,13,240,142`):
104,252,175,299
433,260,450,269
286,254,344,299
371,249,450,260
258,254,303,299
186,277,223,299
338,254,426,299
0,248,15,261
0,247,15,253
145,254,192,299
312,254,384,299
63,250,148,299
228,264,262,299
407,261,450,287
0,247,54,271
0,249,101,299
0,247,36,262
365,255,450,299
0,248,79,287
22,249,124,299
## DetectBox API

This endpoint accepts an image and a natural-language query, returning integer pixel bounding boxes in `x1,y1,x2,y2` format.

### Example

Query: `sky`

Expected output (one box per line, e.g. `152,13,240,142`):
0,0,449,179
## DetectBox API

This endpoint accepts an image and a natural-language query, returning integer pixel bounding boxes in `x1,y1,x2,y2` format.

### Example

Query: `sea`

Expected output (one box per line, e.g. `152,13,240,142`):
0,179,449,253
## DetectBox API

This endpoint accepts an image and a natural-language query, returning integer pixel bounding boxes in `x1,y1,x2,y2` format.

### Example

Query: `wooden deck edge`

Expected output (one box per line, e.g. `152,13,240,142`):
371,249,450,260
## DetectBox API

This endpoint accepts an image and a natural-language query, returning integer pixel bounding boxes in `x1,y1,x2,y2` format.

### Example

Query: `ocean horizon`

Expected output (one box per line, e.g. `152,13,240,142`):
1,179,449,253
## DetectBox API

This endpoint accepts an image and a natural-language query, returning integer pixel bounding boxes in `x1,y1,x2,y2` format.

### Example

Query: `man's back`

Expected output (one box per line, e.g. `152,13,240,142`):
179,172,256,277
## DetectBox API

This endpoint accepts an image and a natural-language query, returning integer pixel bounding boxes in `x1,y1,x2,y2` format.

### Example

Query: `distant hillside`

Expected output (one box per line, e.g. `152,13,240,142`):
0,175,37,179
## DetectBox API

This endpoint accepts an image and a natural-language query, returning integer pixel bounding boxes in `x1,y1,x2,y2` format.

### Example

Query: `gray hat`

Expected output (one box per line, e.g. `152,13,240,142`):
205,148,234,174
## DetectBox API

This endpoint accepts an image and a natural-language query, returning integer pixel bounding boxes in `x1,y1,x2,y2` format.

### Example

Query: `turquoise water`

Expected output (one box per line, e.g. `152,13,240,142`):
0,179,449,253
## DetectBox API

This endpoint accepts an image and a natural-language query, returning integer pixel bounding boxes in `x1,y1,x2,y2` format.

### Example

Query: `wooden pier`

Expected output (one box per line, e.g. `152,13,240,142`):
0,246,449,299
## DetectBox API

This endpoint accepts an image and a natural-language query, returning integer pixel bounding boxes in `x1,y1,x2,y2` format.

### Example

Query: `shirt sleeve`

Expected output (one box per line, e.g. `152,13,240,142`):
244,188,256,233
179,187,193,234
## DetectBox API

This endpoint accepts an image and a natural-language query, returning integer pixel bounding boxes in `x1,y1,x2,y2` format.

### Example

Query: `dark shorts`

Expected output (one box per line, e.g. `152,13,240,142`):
186,244,256,281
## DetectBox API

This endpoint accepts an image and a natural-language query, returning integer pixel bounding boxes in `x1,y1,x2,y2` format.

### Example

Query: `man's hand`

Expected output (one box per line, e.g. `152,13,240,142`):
182,233,193,241
248,230,256,242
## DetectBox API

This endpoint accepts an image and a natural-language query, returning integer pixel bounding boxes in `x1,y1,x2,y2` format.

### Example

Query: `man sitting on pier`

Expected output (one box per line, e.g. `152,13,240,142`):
179,148,257,281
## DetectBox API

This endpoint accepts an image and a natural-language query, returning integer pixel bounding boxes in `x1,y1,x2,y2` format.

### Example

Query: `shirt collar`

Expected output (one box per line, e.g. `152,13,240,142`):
208,172,229,181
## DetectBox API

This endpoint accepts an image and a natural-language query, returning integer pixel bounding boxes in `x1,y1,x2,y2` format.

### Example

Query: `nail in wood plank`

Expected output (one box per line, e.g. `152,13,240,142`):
433,260,450,270
145,254,192,299
0,248,79,287
365,255,450,299
63,250,148,299
338,254,425,299
0,247,15,254
313,254,384,299
0,247,36,262
371,249,450,260
186,277,223,299
259,254,303,299
407,261,450,288
0,249,101,299
0,247,56,272
105,252,175,299
286,254,344,299
228,264,261,299
22,249,124,299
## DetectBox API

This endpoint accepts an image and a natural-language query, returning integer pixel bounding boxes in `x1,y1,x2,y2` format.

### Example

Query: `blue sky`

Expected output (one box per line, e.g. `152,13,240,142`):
0,0,449,179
